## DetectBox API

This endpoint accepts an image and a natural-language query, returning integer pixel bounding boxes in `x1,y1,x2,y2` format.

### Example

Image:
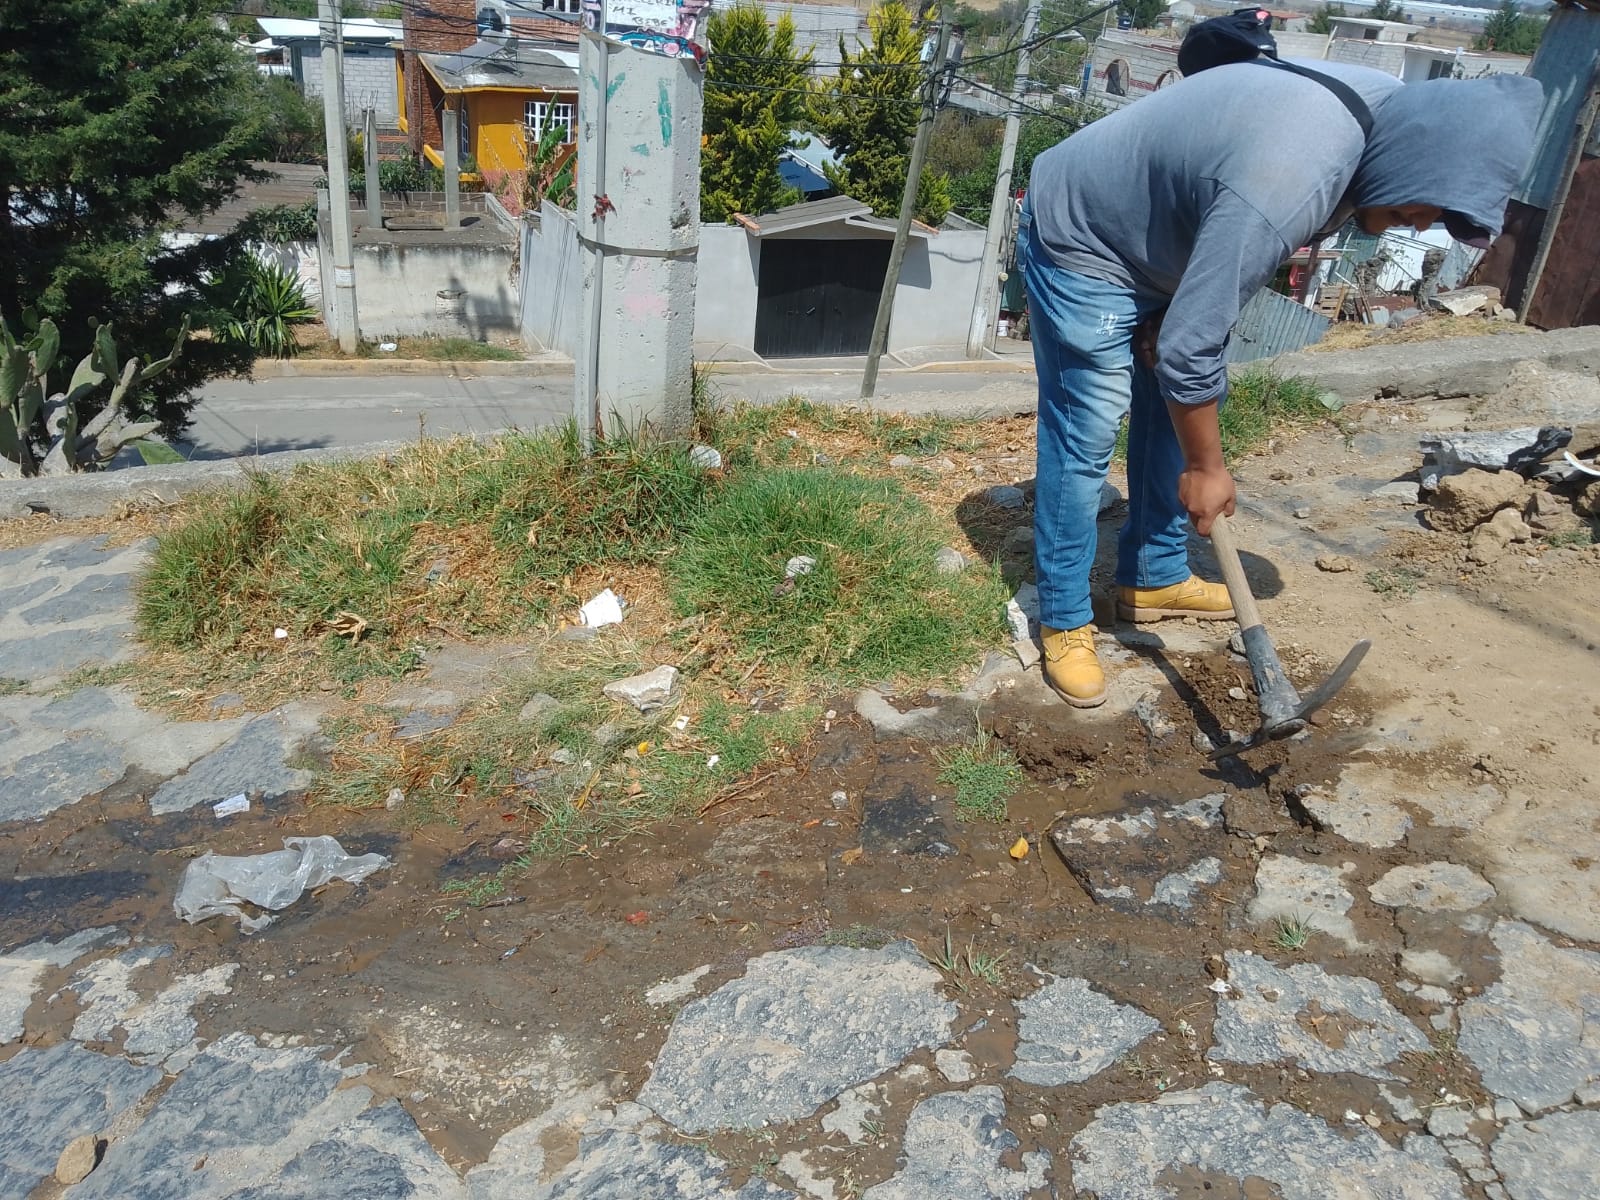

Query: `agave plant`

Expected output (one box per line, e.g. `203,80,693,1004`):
214,256,318,359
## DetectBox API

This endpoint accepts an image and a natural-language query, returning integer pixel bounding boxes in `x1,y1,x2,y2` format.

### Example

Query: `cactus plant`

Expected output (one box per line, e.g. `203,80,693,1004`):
1,315,187,478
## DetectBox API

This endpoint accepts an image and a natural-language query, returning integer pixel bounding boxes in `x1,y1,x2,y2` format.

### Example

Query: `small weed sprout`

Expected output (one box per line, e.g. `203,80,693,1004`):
1272,912,1316,952
964,939,1007,987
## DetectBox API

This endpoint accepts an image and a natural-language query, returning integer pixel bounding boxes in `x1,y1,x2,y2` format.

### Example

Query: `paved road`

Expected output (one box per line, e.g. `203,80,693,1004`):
184,369,1039,458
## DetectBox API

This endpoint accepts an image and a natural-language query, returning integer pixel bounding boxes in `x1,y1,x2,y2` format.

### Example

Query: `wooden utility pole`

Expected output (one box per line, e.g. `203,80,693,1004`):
967,1,1041,359
861,20,951,400
318,0,359,351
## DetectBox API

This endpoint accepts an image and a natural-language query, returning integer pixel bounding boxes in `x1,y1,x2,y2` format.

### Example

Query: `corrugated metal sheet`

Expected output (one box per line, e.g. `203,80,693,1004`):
1227,287,1331,364
1514,10,1600,209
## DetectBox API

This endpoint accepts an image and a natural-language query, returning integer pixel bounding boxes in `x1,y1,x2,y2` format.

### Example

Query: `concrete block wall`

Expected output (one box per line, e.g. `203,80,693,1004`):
520,203,583,357
1328,38,1407,77
300,44,400,123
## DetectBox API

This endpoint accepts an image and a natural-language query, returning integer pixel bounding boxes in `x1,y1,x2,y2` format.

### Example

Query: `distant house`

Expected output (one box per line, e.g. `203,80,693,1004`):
408,42,580,177
396,0,579,169
255,17,403,122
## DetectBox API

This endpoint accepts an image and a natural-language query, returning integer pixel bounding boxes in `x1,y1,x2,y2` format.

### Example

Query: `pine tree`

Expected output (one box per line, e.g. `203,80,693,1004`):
1476,0,1546,54
701,3,814,222
1119,0,1167,30
1308,3,1347,34
1368,0,1405,20
813,2,951,225
0,0,272,435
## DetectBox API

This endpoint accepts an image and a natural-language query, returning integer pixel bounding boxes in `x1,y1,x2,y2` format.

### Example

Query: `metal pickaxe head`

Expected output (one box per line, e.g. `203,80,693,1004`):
1208,634,1371,761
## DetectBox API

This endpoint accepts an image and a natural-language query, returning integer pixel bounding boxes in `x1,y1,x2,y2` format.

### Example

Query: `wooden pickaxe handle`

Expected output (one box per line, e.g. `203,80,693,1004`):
1208,513,1304,731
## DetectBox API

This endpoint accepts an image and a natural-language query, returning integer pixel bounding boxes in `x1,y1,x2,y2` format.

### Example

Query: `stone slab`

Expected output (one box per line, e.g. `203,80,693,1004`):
227,1101,465,1200
20,571,135,625
1300,782,1411,848
637,943,955,1133
1009,975,1160,1087
861,1087,1050,1200
1458,921,1600,1113
0,1041,161,1199
1369,863,1495,913
1069,1082,1465,1199
70,1034,377,1200
539,1125,794,1199
1049,793,1227,922
1492,1110,1600,1200
0,926,125,1043
147,709,317,815
0,734,128,822
0,624,136,683
1209,952,1429,1079
1247,855,1362,948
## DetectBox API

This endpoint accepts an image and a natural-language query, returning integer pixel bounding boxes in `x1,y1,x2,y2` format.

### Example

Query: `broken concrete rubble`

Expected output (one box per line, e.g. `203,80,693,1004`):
1420,427,1572,489
1430,285,1500,317
1426,469,1528,533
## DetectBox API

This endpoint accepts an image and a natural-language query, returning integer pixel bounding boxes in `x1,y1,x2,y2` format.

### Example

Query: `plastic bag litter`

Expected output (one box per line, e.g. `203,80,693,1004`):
174,835,390,933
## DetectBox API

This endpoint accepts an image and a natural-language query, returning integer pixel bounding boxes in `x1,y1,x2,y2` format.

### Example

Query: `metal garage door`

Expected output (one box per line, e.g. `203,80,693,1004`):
754,239,890,358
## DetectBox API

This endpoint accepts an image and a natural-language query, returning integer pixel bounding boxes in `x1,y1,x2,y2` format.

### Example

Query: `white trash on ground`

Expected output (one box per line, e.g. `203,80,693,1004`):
213,794,250,818
579,588,625,628
174,836,390,933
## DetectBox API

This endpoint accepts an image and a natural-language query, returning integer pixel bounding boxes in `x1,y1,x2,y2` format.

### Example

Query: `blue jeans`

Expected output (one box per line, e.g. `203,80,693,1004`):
1019,212,1192,632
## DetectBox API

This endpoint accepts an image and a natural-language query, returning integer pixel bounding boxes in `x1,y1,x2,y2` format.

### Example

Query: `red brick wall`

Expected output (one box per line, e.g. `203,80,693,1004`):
403,0,476,154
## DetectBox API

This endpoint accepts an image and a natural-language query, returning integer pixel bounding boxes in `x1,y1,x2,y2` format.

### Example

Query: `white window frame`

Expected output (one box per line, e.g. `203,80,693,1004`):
524,99,575,144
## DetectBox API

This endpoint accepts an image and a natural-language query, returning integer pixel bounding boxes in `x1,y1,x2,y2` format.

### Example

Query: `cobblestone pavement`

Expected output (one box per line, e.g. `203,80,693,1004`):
1,525,1597,1200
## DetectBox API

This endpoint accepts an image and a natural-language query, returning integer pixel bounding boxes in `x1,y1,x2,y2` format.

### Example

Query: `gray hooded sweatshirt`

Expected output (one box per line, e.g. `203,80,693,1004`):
1026,61,1544,407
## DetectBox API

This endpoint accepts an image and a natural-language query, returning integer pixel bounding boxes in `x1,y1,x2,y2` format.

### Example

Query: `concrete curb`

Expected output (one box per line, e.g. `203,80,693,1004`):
1262,327,1600,403
250,357,573,379
0,439,438,521
698,357,1035,377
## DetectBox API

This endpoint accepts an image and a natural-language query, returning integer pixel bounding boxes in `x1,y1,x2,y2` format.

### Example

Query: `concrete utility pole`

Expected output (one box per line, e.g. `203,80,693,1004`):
967,1,1041,359
574,3,704,442
363,107,383,228
862,20,951,400
442,101,462,231
318,0,359,352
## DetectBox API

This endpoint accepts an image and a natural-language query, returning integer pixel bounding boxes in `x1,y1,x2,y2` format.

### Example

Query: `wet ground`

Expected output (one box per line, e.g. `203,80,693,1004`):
3,382,1599,1198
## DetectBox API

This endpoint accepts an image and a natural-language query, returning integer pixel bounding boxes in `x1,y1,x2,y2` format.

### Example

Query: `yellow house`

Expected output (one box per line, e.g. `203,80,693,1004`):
399,43,579,179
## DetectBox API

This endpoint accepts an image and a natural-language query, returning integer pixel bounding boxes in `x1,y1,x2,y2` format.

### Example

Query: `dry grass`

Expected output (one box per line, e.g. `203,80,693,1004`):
0,504,186,553
1310,313,1538,353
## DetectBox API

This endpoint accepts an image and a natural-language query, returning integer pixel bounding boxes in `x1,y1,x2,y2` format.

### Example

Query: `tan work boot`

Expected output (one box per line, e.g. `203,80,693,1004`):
1040,624,1107,708
1116,575,1235,623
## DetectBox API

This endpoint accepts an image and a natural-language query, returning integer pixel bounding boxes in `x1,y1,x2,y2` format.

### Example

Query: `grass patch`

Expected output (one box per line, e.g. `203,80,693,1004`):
935,726,1024,823
1219,371,1329,462
667,468,1007,684
51,662,139,696
137,426,713,656
299,334,525,361
691,394,984,470
1108,371,1325,466
308,648,817,855
1545,524,1596,548
1365,567,1424,599
0,677,27,696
